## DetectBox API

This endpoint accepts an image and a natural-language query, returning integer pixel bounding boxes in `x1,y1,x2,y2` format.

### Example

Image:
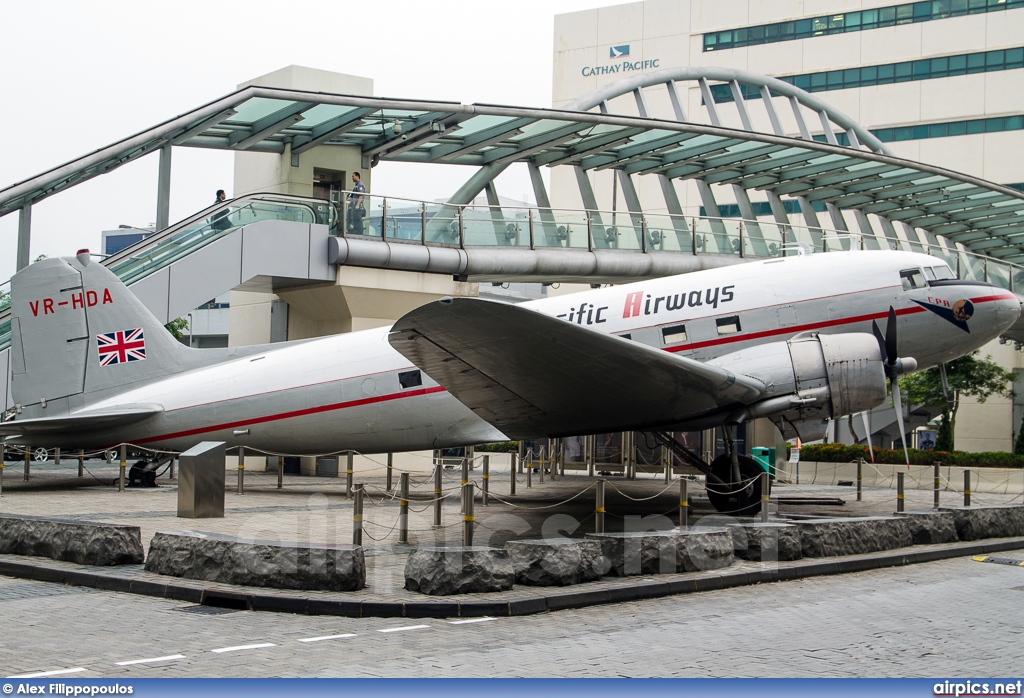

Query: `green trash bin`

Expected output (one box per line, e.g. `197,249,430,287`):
750,447,777,481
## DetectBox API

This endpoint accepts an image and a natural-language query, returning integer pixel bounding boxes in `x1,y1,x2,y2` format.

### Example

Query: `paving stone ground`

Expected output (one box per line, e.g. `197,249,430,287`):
1,458,1023,677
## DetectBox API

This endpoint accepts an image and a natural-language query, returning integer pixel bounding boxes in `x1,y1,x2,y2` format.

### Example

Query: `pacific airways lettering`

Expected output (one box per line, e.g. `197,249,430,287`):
622,285,735,319
557,302,609,326
581,59,660,77
28,288,114,316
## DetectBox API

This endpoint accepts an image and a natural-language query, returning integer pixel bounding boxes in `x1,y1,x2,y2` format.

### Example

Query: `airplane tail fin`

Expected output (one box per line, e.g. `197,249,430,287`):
9,252,194,413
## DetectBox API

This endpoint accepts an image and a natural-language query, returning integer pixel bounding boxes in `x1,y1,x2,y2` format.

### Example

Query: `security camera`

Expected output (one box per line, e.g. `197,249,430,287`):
392,122,402,135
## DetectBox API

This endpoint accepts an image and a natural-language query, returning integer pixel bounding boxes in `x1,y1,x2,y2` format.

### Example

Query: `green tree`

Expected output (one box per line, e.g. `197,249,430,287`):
1015,414,1024,456
164,317,190,342
899,351,1015,451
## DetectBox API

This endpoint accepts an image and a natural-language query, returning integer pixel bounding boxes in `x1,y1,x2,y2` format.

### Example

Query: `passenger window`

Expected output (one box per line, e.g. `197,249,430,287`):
398,370,422,389
900,268,926,290
661,325,687,344
716,316,741,335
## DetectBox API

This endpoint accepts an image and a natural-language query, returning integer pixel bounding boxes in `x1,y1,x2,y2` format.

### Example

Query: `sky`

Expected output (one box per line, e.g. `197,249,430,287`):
0,0,615,282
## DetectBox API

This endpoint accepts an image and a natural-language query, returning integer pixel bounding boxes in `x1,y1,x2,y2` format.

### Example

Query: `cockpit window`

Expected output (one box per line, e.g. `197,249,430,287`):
930,264,956,280
900,268,926,290
923,266,936,281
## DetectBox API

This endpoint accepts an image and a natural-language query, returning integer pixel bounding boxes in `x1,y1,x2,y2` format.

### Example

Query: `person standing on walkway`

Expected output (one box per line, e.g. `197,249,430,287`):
348,172,366,235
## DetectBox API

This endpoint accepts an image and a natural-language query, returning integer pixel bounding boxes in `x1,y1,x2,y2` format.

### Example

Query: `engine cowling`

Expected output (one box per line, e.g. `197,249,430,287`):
707,332,888,441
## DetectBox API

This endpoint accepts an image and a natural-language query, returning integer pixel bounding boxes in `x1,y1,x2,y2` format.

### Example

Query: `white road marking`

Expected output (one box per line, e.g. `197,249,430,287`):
210,643,276,653
448,617,495,625
7,668,87,678
115,654,186,666
297,633,357,643
377,624,429,633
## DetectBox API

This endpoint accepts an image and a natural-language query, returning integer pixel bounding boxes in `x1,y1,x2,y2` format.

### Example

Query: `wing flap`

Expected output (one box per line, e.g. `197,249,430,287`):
389,298,764,439
0,404,162,438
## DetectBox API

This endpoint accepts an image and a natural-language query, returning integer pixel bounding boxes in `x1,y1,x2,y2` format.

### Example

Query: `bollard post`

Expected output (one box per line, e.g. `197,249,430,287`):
461,455,469,512
433,458,443,527
169,456,175,480
934,462,941,509
539,445,545,484
664,447,671,484
463,482,475,547
106,449,112,464
55,448,61,465
482,455,490,506
526,449,533,488
78,450,84,478
386,452,394,492
510,452,517,496
236,446,245,495
964,469,972,506
346,452,354,499
897,472,905,513
277,456,284,489
0,454,4,496
760,471,770,522
679,478,688,528
353,483,363,546
595,479,606,533
24,447,30,482
119,444,127,492
857,458,863,502
398,472,410,544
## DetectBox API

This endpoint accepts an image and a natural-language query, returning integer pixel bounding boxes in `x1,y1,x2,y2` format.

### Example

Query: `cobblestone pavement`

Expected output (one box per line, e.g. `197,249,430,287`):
2,553,1024,678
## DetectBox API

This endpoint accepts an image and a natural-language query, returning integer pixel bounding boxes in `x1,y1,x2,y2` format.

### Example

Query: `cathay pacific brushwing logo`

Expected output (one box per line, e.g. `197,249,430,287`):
610,45,630,59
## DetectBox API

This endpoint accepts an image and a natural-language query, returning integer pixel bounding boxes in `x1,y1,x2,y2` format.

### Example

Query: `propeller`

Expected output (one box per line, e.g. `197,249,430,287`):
871,307,918,466
860,411,875,462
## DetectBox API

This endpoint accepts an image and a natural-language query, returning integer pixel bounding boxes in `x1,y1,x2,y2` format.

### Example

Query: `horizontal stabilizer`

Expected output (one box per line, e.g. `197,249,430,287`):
389,298,765,439
0,404,162,438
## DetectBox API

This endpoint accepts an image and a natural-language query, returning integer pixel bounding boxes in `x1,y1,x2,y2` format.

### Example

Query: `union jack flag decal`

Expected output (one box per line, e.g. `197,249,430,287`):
96,328,147,366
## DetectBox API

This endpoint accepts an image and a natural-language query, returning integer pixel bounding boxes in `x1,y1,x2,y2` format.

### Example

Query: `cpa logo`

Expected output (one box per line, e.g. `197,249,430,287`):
953,299,974,322
610,45,630,58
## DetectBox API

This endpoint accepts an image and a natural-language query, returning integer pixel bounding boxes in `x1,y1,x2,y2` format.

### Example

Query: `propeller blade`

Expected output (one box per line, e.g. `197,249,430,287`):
891,377,910,467
872,320,888,364
885,306,899,369
861,411,875,463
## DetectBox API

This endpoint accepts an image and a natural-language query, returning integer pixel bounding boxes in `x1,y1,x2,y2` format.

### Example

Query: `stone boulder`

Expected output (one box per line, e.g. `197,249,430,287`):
0,514,143,566
895,511,959,544
586,527,734,577
796,517,913,557
404,547,514,595
505,539,606,586
145,531,364,591
728,522,802,561
940,506,1024,541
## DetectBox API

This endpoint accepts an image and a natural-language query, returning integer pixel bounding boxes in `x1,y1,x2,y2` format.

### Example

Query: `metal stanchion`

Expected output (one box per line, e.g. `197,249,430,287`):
482,455,490,506
78,450,84,478
463,482,474,547
897,472,905,513
679,478,688,528
386,452,394,492
857,458,863,501
461,455,469,512
433,458,443,528
760,471,770,522
934,461,941,509
24,447,30,482
587,435,595,478
964,470,972,506
277,456,284,489
526,449,533,488
106,449,112,464
664,449,671,484
345,452,354,499
55,448,61,465
399,472,410,544
169,456,175,480
353,484,363,546
236,446,245,495
118,444,126,492
595,479,606,533
0,455,4,496
539,445,545,484
510,452,517,496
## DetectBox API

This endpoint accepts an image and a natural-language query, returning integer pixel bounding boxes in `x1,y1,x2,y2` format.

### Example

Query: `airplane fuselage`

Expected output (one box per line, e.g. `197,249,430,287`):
19,250,1022,452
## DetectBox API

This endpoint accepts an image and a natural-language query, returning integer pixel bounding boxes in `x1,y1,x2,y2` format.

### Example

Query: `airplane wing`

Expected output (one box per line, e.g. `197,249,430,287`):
389,298,765,439
0,404,162,438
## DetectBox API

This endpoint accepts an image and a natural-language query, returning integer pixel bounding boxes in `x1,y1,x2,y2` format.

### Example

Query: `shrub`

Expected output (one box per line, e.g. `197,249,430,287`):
476,441,520,453
800,443,1024,468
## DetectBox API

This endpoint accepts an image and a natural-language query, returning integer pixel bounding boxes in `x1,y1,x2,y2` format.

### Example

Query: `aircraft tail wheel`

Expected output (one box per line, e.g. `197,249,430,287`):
33,447,49,462
705,454,768,517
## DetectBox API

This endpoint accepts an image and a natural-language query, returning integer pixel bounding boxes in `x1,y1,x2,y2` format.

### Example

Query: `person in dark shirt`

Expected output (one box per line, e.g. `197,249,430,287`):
348,173,366,235
211,189,231,232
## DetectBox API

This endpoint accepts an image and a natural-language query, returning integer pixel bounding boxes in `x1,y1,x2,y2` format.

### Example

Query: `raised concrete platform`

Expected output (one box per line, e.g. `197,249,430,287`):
404,547,514,596
940,505,1024,540
0,514,143,566
505,539,605,586
586,527,734,576
728,522,802,561
896,511,959,545
144,531,365,591
796,516,913,557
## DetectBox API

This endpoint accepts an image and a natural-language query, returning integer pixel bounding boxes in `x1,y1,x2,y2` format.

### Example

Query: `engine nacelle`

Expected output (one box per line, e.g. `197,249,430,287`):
708,332,888,440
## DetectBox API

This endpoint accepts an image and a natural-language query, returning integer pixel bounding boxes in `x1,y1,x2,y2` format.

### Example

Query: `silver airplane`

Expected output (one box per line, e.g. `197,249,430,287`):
1,248,1019,514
